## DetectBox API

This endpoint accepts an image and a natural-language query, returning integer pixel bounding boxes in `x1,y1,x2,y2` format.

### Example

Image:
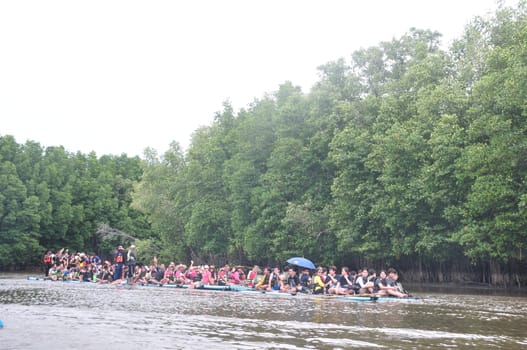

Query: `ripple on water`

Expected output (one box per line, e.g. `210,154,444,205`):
1,278,527,349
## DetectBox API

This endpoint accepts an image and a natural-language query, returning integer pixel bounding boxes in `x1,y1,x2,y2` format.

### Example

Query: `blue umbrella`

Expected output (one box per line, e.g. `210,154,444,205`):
287,257,316,270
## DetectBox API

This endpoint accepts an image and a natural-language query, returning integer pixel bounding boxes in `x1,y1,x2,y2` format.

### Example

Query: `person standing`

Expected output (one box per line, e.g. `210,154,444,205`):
126,245,136,279
113,245,125,281
43,251,53,277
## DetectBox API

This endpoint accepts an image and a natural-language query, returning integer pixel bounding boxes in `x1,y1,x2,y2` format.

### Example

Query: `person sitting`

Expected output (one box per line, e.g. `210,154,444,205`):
161,262,176,284
335,267,354,295
90,252,101,265
246,265,259,287
154,262,165,282
348,270,358,293
69,266,80,281
61,251,70,270
368,268,377,284
326,266,340,294
82,265,94,282
77,266,88,282
229,267,241,285
281,267,301,294
373,270,389,295
144,265,155,284
200,265,212,285
299,269,312,293
255,267,272,291
185,265,199,284
208,266,217,285
133,265,148,284
97,265,112,284
174,264,187,284
237,267,246,284
384,268,408,298
270,267,284,291
187,264,203,288
312,267,328,294
62,266,71,281
218,265,230,286
48,264,60,281
354,268,374,294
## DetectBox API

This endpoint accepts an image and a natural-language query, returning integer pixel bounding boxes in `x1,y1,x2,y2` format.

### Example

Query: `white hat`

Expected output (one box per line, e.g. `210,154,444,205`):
130,244,136,249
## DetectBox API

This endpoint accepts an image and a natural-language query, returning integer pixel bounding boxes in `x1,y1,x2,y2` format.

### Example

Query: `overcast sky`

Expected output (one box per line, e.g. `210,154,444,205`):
0,0,513,157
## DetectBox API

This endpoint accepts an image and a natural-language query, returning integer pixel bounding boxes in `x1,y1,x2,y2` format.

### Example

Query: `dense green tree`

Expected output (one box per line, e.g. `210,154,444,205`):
0,134,151,268
451,4,527,263
2,3,526,285
132,144,187,262
0,160,42,266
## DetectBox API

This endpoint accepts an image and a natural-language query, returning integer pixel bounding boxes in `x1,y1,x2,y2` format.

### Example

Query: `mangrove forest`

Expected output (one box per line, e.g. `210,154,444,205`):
1,3,527,286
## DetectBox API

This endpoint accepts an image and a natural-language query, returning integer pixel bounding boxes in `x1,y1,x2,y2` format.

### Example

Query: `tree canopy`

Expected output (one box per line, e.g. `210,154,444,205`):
1,3,526,284
133,4,527,284
0,137,150,268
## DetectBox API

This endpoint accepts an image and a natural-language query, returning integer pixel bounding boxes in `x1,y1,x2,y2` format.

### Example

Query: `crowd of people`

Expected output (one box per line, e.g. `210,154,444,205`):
41,245,408,297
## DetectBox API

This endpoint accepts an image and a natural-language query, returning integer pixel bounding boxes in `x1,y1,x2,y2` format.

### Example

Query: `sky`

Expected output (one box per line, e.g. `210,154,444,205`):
0,0,515,157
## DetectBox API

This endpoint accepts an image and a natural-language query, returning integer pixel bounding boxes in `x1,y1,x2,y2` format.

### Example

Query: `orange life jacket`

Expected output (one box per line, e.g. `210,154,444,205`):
43,256,52,264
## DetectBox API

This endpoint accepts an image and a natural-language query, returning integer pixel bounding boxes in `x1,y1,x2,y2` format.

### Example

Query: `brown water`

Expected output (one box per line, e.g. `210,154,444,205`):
1,275,526,349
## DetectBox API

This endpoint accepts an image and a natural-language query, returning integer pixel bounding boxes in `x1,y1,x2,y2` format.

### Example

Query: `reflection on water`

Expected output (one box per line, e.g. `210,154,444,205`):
0,277,526,349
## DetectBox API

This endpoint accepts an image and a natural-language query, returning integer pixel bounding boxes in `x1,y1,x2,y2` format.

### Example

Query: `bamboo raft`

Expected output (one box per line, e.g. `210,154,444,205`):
26,276,419,302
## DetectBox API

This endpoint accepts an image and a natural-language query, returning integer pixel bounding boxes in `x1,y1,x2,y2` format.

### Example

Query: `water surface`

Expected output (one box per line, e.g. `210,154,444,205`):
0,276,526,349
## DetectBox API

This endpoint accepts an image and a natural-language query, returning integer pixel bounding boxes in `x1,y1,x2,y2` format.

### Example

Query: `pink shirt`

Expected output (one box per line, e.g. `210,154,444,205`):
186,269,197,279
230,271,240,284
201,270,211,284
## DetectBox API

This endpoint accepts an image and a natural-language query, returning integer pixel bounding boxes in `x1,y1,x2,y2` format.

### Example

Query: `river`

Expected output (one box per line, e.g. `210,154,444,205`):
1,275,526,349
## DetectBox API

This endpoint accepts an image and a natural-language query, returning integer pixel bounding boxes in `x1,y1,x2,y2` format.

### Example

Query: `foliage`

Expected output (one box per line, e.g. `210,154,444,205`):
2,3,526,282
0,136,149,268
131,3,527,273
